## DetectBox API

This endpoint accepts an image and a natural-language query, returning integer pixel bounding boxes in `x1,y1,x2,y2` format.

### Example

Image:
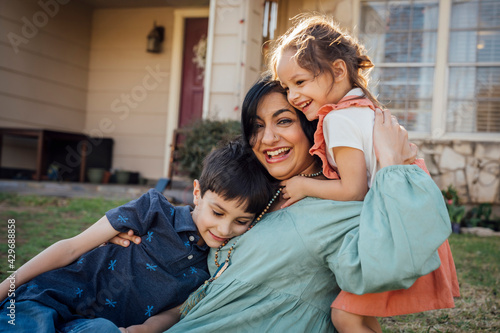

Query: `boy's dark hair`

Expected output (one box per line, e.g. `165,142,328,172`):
198,137,275,215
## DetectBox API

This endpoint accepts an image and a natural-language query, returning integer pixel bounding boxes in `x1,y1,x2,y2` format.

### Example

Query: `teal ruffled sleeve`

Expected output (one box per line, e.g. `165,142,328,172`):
332,165,451,294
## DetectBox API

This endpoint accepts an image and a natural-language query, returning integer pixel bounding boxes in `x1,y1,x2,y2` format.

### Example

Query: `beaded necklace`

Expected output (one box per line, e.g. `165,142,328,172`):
179,169,322,317
214,169,323,270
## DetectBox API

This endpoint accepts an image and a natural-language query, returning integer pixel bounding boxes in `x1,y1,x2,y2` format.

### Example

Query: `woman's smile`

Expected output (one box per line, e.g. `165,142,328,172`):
252,92,317,180
264,147,291,163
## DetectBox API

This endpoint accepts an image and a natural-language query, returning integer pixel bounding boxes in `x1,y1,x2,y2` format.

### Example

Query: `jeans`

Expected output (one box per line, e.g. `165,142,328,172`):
0,300,121,332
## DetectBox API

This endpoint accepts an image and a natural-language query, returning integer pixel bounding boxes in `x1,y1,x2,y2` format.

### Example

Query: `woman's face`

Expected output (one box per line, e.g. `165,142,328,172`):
251,92,317,181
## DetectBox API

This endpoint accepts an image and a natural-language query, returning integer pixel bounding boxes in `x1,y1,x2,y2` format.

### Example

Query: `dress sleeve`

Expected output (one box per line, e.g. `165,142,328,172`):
332,165,452,294
105,189,174,236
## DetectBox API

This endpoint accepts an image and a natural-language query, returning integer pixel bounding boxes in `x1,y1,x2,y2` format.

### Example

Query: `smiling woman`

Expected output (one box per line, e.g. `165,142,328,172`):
167,75,452,332
251,92,319,180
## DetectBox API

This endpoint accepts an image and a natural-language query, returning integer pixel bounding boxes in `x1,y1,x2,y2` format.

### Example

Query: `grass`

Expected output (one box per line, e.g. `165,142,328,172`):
0,193,128,281
0,194,499,331
379,234,500,332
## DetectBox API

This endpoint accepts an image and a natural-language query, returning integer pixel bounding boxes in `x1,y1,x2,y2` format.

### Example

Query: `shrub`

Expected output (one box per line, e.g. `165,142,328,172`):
177,119,241,179
441,185,466,226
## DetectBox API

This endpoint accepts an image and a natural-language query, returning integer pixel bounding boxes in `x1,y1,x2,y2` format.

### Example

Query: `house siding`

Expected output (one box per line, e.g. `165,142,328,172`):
0,0,92,170
86,8,174,179
205,0,264,120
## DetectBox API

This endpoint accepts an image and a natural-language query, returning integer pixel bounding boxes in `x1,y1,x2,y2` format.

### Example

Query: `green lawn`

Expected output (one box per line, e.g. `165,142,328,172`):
380,234,500,332
0,193,129,281
0,193,499,332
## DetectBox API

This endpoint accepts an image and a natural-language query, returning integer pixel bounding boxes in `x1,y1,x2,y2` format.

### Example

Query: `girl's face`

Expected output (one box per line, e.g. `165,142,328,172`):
251,92,317,180
276,50,344,121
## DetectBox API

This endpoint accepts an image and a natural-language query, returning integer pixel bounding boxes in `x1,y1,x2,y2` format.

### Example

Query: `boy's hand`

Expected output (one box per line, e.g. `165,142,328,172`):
109,229,142,248
280,176,307,208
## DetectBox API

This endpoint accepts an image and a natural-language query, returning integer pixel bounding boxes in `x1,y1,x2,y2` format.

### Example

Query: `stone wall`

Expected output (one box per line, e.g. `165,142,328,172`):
416,140,500,210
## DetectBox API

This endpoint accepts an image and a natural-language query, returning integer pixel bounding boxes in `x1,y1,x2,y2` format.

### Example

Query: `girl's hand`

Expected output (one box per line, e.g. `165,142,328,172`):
280,176,308,208
108,229,142,248
373,109,418,168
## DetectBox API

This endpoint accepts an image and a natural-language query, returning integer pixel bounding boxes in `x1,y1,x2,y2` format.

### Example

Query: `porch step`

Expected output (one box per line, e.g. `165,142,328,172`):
0,179,194,205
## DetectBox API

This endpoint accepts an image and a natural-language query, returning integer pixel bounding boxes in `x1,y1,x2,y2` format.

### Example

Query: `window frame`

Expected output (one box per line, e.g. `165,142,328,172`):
354,0,500,142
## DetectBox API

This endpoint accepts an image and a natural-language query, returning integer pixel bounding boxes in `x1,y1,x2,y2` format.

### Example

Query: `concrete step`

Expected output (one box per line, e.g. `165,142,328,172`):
0,179,194,205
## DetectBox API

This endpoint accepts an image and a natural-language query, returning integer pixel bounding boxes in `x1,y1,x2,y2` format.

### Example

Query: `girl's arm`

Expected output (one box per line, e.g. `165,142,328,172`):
0,215,120,299
281,147,367,208
119,306,181,333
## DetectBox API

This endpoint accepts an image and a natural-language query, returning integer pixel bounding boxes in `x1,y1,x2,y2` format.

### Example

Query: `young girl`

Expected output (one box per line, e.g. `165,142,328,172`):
269,14,459,333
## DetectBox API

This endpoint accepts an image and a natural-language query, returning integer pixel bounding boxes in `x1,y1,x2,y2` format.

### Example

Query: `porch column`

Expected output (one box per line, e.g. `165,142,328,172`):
203,0,265,121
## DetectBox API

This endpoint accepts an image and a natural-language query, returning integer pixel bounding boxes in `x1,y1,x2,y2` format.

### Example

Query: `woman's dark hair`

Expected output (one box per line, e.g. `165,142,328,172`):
241,72,318,148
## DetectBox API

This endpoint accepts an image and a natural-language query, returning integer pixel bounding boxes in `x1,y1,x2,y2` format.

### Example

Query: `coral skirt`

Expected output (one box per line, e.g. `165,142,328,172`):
331,160,460,317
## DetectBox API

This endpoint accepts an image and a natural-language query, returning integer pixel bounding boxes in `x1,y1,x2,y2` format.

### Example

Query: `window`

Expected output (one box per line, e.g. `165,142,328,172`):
359,0,500,138
447,0,500,133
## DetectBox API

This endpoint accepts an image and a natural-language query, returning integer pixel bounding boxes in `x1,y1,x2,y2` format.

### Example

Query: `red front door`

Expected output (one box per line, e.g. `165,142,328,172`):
178,17,209,128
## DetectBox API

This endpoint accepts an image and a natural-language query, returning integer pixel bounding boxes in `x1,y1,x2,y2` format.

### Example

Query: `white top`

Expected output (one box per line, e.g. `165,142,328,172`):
322,88,378,187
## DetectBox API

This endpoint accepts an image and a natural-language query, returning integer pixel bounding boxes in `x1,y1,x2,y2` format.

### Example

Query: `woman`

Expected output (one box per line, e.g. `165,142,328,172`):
161,76,451,332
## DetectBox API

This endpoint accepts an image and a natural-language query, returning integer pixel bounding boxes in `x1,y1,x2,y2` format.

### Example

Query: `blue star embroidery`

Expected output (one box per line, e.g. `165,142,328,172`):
105,299,117,307
146,263,157,271
117,215,128,224
184,241,190,247
190,267,198,274
145,305,154,317
170,207,175,216
76,288,83,298
77,258,84,264
108,260,117,270
146,231,154,242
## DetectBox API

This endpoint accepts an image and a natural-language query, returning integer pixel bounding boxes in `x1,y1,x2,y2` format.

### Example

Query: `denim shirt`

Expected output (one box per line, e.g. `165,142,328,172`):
15,189,209,327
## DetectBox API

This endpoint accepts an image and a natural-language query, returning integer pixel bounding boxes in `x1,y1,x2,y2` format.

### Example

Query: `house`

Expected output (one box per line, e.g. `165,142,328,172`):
0,0,498,207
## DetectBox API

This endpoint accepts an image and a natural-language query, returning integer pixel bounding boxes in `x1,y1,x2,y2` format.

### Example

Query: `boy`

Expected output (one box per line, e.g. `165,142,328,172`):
0,138,274,332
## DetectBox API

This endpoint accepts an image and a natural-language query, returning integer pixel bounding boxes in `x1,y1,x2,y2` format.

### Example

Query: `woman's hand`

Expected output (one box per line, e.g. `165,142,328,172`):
373,109,418,168
108,229,142,247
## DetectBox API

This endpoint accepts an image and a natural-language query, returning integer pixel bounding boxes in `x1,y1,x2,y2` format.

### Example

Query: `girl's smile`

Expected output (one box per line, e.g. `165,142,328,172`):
276,50,351,121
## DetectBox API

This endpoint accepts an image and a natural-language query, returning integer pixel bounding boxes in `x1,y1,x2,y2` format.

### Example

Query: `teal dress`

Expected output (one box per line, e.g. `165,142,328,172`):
167,166,451,332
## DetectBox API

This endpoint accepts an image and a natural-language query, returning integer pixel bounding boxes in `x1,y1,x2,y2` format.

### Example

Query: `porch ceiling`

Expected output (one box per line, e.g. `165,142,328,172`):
80,0,209,9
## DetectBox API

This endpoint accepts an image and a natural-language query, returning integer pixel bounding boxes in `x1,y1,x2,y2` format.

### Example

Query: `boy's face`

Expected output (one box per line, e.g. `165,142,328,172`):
191,180,256,248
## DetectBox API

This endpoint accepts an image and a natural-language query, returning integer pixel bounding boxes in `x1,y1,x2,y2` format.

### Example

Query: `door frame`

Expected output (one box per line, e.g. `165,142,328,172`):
164,7,209,177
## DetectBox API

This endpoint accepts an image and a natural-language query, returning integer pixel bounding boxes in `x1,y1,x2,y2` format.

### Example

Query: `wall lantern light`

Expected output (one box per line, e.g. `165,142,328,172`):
147,21,165,53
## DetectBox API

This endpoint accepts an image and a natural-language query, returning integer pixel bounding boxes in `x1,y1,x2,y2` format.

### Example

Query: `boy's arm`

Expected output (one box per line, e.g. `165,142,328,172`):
120,306,181,333
281,147,368,208
0,215,120,299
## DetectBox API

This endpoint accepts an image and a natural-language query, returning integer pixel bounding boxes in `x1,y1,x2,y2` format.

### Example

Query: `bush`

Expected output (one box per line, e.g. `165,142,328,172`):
441,185,466,226
177,119,241,179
